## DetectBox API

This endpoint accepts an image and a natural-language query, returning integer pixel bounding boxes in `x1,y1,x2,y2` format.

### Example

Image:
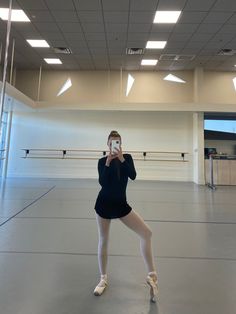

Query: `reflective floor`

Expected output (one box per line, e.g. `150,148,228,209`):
0,178,236,314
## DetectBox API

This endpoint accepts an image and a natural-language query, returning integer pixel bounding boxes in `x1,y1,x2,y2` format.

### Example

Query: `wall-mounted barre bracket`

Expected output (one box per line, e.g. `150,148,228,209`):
63,150,67,158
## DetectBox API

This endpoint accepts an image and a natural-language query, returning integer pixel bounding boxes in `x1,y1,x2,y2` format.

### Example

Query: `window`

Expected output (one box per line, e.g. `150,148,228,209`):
0,111,8,177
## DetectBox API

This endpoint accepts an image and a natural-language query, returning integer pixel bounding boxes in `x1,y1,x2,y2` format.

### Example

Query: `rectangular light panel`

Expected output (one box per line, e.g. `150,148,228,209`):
141,59,158,66
0,8,30,22
154,11,181,23
146,41,167,49
27,40,50,47
44,58,62,64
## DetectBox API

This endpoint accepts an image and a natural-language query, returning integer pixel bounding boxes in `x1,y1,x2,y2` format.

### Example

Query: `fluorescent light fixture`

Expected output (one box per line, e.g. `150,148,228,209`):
27,39,50,48
154,11,181,23
141,59,158,66
146,41,167,49
44,58,62,64
233,77,236,91
164,74,186,83
126,74,135,97
0,8,30,22
57,78,72,96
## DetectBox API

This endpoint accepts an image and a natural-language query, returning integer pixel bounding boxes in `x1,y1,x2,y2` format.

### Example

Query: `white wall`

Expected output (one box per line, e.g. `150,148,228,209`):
7,110,195,181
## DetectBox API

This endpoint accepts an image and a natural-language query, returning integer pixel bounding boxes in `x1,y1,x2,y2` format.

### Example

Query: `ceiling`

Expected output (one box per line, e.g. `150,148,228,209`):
1,0,236,71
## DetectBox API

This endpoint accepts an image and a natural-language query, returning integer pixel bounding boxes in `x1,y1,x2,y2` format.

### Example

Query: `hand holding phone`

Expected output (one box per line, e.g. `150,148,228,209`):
111,139,120,155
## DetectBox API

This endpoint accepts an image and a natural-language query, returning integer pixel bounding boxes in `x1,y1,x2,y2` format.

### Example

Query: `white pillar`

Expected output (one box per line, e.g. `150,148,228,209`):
193,112,205,184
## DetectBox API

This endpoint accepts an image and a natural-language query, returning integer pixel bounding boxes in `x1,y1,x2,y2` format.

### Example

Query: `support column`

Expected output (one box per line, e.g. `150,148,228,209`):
0,0,13,142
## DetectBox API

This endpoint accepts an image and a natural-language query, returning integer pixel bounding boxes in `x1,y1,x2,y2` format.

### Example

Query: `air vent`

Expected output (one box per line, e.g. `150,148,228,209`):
53,47,72,54
160,54,195,61
160,54,177,61
126,48,145,55
218,49,236,56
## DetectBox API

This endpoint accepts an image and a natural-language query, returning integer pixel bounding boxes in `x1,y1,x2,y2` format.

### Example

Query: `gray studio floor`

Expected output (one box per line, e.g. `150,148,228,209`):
0,177,236,314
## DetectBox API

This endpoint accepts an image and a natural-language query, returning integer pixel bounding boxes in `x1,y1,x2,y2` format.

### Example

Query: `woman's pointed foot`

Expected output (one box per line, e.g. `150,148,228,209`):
146,271,159,302
94,274,108,296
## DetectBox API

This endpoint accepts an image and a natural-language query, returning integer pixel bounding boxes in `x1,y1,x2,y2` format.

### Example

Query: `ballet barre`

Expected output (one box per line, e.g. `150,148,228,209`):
21,149,189,162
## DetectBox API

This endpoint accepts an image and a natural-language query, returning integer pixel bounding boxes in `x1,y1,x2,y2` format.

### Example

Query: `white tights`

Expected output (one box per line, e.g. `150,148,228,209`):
95,210,156,276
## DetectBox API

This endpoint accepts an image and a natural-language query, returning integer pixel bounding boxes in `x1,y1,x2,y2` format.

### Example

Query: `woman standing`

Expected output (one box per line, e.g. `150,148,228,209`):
94,130,159,302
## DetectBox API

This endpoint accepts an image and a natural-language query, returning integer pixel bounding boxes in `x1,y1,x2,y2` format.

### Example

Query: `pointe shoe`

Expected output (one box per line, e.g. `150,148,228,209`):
94,275,108,296
146,272,159,302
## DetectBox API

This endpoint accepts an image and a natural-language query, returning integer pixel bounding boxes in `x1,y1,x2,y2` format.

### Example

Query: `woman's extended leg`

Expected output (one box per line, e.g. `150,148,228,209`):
95,213,111,276
94,213,111,296
119,210,158,301
119,210,156,273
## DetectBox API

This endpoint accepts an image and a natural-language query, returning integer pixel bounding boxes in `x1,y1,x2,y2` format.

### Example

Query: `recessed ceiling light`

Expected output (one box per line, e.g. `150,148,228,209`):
141,59,158,66
27,40,50,48
126,74,135,96
154,11,181,23
44,58,62,64
146,41,167,49
233,77,236,91
0,8,30,22
164,74,186,83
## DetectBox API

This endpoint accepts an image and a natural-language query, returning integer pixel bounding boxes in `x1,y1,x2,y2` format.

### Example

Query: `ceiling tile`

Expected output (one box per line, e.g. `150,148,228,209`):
128,23,152,33
106,32,127,40
63,33,85,41
184,0,216,11
44,0,75,11
27,10,54,22
58,22,83,33
127,33,150,41
46,39,68,47
34,22,60,32
84,33,106,41
174,24,199,33
78,11,103,23
190,33,214,42
126,40,146,47
130,0,157,11
151,24,175,33
51,11,78,22
148,33,169,41
82,23,105,32
179,12,208,23
102,0,129,11
203,12,233,23
169,33,193,42
212,0,236,11
129,11,155,24
157,0,187,10
196,23,223,33
87,41,107,48
40,32,65,40
226,13,236,24
218,24,236,33
76,0,102,11
105,23,127,32
13,23,40,37
104,11,129,24
17,0,48,10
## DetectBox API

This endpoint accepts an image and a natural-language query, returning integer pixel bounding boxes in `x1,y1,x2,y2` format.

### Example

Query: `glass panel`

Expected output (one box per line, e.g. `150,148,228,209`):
0,111,8,177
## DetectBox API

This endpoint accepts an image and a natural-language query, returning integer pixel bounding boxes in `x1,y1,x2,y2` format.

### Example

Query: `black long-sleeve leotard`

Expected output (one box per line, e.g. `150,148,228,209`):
94,153,136,219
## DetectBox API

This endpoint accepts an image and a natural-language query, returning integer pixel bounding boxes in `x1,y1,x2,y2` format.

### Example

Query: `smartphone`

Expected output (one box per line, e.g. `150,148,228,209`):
111,139,120,154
